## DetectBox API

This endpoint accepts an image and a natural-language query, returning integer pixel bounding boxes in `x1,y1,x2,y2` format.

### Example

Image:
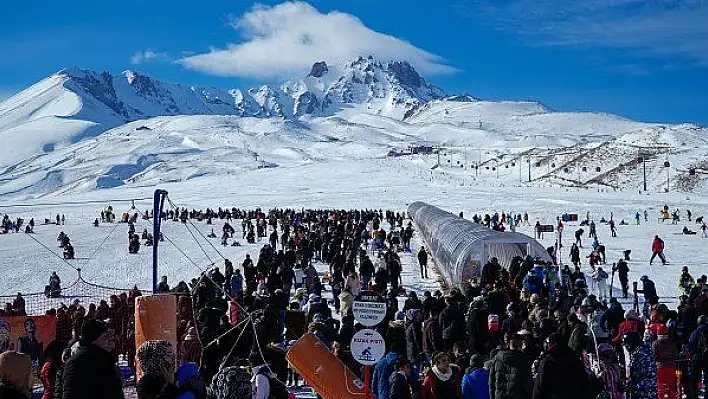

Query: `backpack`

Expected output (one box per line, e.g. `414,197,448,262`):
258,368,289,399
488,314,500,332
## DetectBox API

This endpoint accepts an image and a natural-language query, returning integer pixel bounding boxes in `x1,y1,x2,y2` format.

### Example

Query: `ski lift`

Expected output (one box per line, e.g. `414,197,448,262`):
595,167,601,172
664,161,671,167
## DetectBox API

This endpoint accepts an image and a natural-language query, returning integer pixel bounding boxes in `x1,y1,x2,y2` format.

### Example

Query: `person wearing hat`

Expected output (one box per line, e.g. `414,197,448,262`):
61,319,124,399
612,310,644,345
679,266,695,296
461,354,489,399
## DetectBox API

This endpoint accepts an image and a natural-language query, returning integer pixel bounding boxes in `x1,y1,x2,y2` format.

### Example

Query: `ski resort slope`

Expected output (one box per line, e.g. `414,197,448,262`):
0,156,706,307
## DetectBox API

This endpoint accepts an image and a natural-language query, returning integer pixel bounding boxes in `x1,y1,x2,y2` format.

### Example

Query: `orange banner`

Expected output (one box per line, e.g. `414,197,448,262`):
0,315,56,364
134,294,177,378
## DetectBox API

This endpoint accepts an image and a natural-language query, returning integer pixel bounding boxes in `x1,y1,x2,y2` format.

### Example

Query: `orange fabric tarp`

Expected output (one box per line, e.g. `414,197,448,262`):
0,315,56,362
134,294,177,377
286,333,367,399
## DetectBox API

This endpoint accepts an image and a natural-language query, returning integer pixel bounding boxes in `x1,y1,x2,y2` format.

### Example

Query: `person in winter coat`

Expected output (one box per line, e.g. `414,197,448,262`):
595,344,625,399
622,332,657,399
0,351,32,399
678,266,695,296
439,298,466,351
371,349,403,399
593,267,609,301
418,247,429,279
461,355,490,399
421,352,462,399
532,333,590,399
466,299,489,356
650,235,667,265
424,308,444,360
175,363,206,399
522,271,542,296
40,341,64,399
612,310,644,345
489,334,534,399
389,357,414,399
405,309,425,382
136,340,178,399
613,260,629,298
62,319,124,399
569,244,581,267
652,326,678,399
639,276,657,301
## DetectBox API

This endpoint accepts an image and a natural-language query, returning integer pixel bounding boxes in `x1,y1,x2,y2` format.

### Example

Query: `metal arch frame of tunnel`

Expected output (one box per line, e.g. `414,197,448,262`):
408,201,553,289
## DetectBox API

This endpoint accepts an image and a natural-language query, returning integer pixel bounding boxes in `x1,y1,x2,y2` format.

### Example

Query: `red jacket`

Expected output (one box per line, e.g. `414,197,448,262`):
40,360,57,399
652,237,664,253
613,319,645,344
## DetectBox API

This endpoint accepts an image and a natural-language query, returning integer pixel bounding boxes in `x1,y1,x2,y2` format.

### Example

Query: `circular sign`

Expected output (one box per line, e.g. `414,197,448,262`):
352,291,387,327
350,329,386,366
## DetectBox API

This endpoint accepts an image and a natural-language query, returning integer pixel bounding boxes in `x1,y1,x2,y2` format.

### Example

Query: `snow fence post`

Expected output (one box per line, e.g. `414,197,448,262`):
153,189,168,292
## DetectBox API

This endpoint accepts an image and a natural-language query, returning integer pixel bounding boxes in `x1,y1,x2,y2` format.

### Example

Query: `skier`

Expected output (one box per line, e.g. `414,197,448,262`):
589,221,597,239
649,235,667,265
678,266,695,296
635,211,641,225
613,259,630,299
702,222,708,238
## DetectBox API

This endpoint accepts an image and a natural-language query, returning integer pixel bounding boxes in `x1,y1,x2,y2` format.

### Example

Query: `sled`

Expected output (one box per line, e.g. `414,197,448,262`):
286,333,366,399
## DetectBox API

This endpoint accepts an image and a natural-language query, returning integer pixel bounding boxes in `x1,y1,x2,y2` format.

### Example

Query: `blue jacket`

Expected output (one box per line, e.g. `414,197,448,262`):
523,274,542,295
462,368,490,399
175,362,200,399
371,351,402,399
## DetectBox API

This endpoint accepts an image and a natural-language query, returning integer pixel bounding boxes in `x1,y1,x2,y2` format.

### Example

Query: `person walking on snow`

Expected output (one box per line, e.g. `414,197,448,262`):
649,235,667,265
635,212,641,225
609,219,617,237
418,247,429,279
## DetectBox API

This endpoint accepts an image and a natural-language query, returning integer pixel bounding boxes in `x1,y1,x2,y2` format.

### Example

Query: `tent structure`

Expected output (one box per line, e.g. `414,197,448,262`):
409,201,552,288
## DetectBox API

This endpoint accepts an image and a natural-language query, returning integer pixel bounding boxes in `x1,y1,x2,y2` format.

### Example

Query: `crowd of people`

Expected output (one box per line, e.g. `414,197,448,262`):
0,206,706,399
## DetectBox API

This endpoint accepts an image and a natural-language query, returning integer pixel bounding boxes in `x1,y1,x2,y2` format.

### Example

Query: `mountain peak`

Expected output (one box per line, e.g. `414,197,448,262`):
308,61,329,78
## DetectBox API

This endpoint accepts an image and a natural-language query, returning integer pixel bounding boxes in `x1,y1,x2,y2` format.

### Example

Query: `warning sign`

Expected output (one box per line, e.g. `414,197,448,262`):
352,291,386,327
350,329,385,366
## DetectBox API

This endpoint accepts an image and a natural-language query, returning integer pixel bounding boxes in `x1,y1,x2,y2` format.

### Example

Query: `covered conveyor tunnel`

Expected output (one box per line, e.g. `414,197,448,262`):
408,201,553,288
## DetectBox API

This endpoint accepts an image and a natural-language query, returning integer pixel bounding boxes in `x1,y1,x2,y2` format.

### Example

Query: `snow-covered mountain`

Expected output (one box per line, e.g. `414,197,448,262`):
1,56,707,198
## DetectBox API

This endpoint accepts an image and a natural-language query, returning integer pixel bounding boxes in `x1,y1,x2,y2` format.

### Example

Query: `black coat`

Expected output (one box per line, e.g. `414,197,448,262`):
389,372,413,399
489,349,534,399
532,344,590,399
466,306,489,355
62,344,124,399
439,303,465,341
406,321,424,363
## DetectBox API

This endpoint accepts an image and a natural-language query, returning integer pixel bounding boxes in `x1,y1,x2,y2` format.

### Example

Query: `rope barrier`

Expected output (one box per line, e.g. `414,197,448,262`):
25,233,80,272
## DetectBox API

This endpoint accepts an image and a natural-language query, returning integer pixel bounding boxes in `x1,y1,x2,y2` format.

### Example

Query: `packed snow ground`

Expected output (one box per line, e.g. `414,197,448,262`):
1,157,706,305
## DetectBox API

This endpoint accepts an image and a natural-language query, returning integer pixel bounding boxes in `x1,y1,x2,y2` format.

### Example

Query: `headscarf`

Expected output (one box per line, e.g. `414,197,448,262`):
137,340,175,379
209,366,252,399
0,351,32,396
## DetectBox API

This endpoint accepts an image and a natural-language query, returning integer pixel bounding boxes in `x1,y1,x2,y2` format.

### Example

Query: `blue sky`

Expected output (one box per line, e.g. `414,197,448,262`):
1,0,707,125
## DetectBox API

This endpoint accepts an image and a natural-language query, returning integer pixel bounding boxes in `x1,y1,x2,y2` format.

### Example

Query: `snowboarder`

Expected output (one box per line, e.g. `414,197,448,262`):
650,235,667,265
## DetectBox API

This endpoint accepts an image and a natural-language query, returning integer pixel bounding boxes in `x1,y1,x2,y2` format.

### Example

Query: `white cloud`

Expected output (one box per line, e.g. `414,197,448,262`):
179,2,456,79
457,0,708,66
131,49,168,65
